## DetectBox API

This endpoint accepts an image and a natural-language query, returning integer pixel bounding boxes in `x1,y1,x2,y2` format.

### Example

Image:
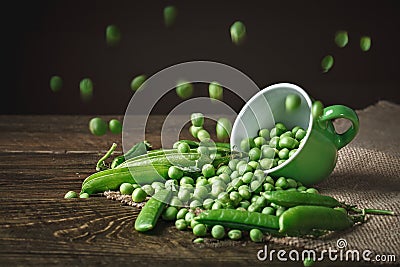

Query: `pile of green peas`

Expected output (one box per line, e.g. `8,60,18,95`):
239,122,307,170
118,144,318,242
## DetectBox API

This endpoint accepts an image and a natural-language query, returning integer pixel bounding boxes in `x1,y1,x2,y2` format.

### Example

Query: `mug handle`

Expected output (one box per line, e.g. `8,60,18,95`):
318,105,359,150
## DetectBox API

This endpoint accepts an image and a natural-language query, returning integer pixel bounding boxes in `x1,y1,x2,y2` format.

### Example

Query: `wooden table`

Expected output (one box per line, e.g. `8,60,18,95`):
0,114,394,266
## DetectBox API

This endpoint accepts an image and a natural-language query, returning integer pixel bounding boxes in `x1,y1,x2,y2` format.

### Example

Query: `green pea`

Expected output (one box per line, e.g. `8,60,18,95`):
228,159,239,171
238,164,253,176
193,238,204,244
263,183,275,192
253,169,265,179
276,122,287,132
288,149,297,158
321,55,334,73
211,185,225,198
240,138,255,152
216,118,232,140
179,177,193,186
360,36,371,52
291,126,301,135
297,186,307,192
209,82,223,101
193,224,207,237
303,258,315,267
230,21,246,45
132,188,147,202
211,225,225,239
197,129,211,142
239,200,251,209
162,206,178,221
235,160,247,170
175,219,187,230
254,136,267,148
242,172,254,184
261,146,275,159
50,75,63,92
250,195,259,204
275,207,286,217
177,188,191,202
236,207,246,211
261,206,275,215
247,203,260,213
193,186,209,200
258,129,270,140
190,200,202,210
202,164,215,178
248,147,261,161
335,30,348,48
249,229,263,243
64,191,78,199
312,100,324,120
212,201,224,210
265,176,275,185
141,185,154,196
250,180,263,194
278,148,289,160
260,158,274,170
275,177,288,189
277,159,286,165
203,198,214,210
176,208,189,220
255,196,268,208
164,5,178,27
229,191,242,205
306,188,319,194
120,183,134,195
89,117,107,136
109,119,122,134
269,136,280,149
152,181,165,191
176,81,193,99
168,166,183,180
280,131,293,138
196,177,209,186
219,173,231,184
177,142,190,154
285,94,301,112
105,25,121,46
217,192,230,204
238,188,251,200
130,75,147,91
230,170,240,180
191,113,204,127
80,78,93,101
79,193,89,199
185,212,195,223
190,126,203,138
285,178,298,189
170,196,183,207
279,136,298,149
228,229,242,240
273,158,279,168
190,219,200,229
295,129,307,141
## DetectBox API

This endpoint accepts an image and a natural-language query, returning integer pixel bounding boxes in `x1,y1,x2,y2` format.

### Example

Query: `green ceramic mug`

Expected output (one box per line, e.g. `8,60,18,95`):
230,83,359,185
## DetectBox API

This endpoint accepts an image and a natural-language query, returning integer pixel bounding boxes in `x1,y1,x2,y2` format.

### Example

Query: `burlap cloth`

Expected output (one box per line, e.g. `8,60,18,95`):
267,101,400,260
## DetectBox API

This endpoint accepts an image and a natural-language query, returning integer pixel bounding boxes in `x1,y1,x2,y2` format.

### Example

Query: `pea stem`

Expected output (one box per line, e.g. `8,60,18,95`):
352,207,395,216
96,143,117,171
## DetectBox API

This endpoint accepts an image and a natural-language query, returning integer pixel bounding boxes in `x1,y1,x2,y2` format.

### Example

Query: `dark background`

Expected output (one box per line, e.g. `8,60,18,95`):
1,0,399,115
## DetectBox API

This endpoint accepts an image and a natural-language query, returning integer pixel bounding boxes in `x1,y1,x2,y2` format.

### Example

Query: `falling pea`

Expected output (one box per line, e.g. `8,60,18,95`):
360,36,371,52
285,94,301,112
312,101,324,120
130,75,147,91
230,21,246,45
321,55,334,73
80,78,93,101
106,25,121,46
334,31,348,48
176,80,194,99
164,6,178,27
50,75,63,92
209,81,223,102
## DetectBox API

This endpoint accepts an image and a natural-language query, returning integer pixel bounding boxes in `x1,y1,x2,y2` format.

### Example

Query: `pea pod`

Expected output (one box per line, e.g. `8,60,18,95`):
111,141,151,168
196,209,280,234
135,189,172,232
279,206,359,235
262,191,341,208
80,165,169,195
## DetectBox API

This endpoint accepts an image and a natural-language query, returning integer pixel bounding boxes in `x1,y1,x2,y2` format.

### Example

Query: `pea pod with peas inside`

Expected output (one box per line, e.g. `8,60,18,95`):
80,164,169,195
135,189,172,232
196,209,280,234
